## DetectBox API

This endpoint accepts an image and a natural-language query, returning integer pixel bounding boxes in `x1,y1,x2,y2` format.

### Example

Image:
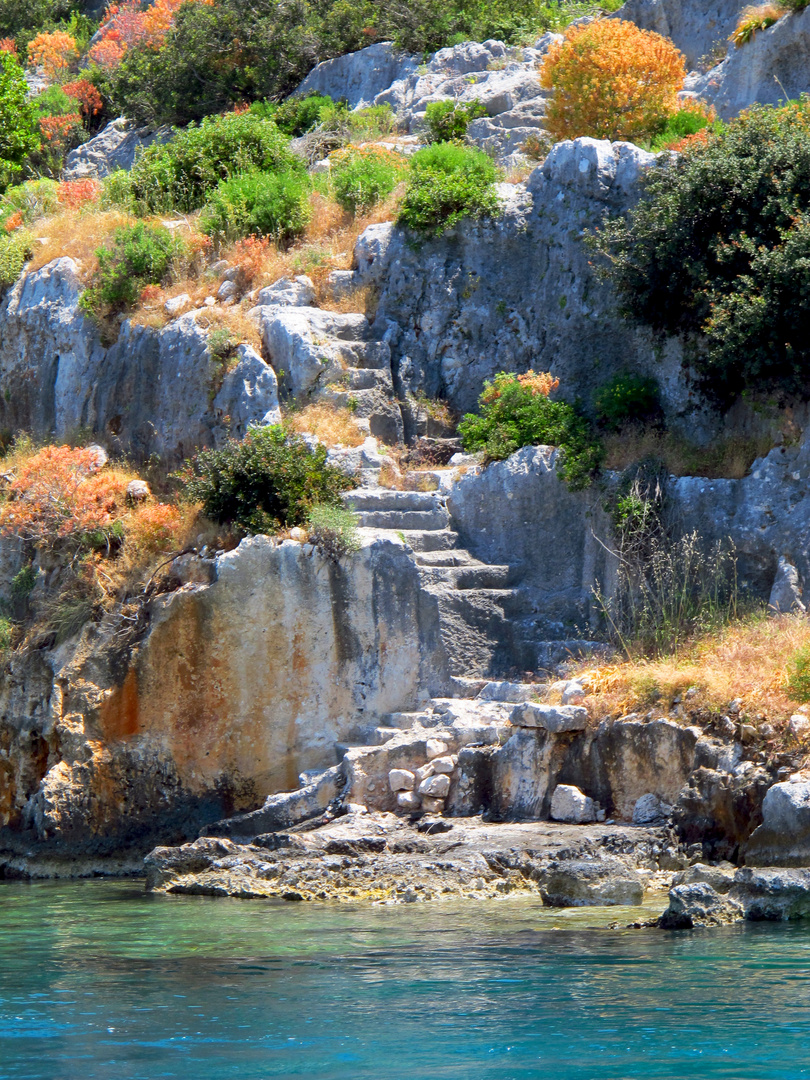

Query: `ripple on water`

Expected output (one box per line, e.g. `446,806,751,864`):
1,878,810,1079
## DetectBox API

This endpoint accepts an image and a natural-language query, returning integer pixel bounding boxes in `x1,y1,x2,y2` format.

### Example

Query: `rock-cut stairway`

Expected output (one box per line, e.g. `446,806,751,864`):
346,486,563,680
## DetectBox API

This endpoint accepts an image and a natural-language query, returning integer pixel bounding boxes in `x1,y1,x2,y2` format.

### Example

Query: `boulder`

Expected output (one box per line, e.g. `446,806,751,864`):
389,769,415,792
731,867,810,920
204,765,345,839
658,882,744,929
745,781,810,866
212,343,281,436
539,857,644,906
253,276,316,308
550,784,597,824
418,773,451,798
632,792,672,825
671,862,736,894
510,702,589,732
63,118,172,180
293,41,419,109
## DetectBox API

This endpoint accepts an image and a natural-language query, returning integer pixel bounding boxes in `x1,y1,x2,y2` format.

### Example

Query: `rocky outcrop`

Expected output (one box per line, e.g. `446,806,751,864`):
63,119,172,181
687,8,810,119
0,534,449,866
354,139,693,426
659,866,810,926
293,41,420,110
617,0,742,68
0,259,280,462
144,811,667,904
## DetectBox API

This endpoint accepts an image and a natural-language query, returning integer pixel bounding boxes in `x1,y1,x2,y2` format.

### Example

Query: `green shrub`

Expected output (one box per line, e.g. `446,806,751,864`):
398,142,500,236
649,105,719,151
786,644,810,703
594,374,662,431
0,229,32,287
424,99,487,142
0,0,78,41
307,502,360,560
99,168,134,210
0,615,12,651
263,93,333,136
34,85,79,118
0,51,39,190
458,371,603,489
0,178,58,230
594,99,810,404
129,112,301,214
178,424,355,535
331,147,404,214
79,223,184,319
200,169,311,243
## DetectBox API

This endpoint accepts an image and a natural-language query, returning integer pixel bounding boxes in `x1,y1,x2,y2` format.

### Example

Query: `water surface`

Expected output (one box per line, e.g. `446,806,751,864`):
2,879,809,1079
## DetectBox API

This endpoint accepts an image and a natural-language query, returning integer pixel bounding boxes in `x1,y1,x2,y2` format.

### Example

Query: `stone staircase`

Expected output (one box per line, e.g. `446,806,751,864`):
344,485,595,681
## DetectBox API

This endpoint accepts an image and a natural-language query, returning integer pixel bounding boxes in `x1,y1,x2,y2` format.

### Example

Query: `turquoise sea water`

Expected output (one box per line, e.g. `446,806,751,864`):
2,880,810,1079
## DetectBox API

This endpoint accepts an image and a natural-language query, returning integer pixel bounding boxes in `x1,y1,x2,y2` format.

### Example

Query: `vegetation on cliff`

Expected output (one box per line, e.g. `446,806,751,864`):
596,99,810,404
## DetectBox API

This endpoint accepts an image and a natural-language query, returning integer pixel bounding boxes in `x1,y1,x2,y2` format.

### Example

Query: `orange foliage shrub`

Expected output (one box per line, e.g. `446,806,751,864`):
3,211,23,233
57,179,103,209
89,0,212,67
127,502,184,554
27,31,78,80
231,235,271,286
540,19,686,144
481,370,559,403
0,446,127,549
0,37,17,55
39,114,83,157
63,79,104,120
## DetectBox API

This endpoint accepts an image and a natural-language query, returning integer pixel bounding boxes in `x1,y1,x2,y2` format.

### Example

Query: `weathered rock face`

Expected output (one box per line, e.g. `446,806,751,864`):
616,0,742,69
293,41,419,109
357,139,691,425
659,866,810,926
63,118,172,181
0,259,280,462
0,536,448,864
745,781,810,867
687,8,810,120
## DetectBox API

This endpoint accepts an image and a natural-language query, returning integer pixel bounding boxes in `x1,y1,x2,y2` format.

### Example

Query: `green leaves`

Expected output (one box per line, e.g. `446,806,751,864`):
179,425,355,535
397,142,500,236
594,100,810,402
79,222,184,319
0,52,39,189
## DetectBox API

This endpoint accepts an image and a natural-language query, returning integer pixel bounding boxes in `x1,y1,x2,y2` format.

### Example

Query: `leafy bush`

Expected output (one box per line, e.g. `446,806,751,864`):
264,93,333,136
0,0,79,41
424,98,487,142
79,222,184,319
458,370,603,489
594,99,810,403
398,142,500,236
0,51,39,188
330,146,404,214
786,644,810,703
128,111,301,213
0,445,128,552
0,229,32,286
27,29,77,79
0,177,58,229
594,374,662,431
649,103,718,151
200,169,311,243
730,3,785,46
540,18,686,143
307,502,360,561
178,424,355,535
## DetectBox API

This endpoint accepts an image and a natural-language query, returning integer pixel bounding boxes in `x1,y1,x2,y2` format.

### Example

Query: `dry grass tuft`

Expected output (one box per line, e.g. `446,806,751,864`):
285,403,366,447
29,209,138,276
572,613,810,733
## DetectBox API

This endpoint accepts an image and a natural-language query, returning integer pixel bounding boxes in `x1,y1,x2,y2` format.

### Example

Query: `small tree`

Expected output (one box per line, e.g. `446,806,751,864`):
0,52,39,189
540,19,686,144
